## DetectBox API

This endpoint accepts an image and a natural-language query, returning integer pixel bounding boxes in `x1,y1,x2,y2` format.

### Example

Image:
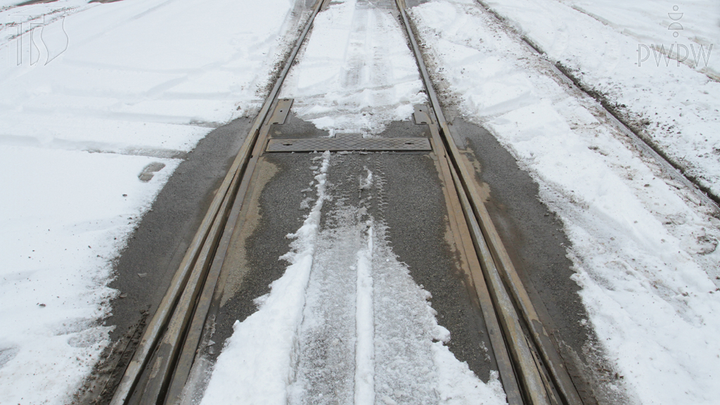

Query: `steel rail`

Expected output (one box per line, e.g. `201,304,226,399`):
109,1,327,403
109,0,586,403
394,3,548,403
395,1,584,404
109,136,242,405
163,97,293,405
415,106,525,405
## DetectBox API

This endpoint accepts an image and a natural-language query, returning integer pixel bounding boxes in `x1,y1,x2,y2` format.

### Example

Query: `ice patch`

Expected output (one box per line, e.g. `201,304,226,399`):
359,166,373,189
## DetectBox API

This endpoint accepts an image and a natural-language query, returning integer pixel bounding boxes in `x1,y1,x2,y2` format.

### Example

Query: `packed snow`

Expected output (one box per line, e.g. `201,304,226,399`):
410,0,720,403
199,152,508,405
0,0,304,402
279,0,427,135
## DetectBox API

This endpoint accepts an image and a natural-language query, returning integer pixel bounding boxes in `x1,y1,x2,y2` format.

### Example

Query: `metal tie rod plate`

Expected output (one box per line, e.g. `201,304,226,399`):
266,136,431,152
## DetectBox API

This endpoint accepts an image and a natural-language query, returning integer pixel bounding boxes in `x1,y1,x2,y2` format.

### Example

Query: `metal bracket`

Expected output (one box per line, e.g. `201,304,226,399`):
268,98,294,125
413,104,433,125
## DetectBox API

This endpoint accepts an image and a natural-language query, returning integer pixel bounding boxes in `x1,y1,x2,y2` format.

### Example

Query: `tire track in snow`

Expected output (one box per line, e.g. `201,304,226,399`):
289,205,363,405
354,167,375,405
354,229,375,404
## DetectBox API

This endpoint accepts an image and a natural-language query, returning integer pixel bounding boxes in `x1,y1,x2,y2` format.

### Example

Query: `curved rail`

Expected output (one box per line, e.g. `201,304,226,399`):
395,1,586,404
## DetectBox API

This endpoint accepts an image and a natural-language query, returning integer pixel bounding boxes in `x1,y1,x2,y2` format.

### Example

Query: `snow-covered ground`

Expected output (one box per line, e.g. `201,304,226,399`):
479,0,720,199
410,0,720,403
0,0,304,402
279,0,426,135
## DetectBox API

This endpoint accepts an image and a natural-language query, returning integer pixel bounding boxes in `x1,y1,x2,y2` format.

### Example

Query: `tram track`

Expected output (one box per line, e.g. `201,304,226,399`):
106,0,591,404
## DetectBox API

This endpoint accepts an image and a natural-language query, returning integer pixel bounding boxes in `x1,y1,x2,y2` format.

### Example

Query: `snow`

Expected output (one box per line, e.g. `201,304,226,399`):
0,145,176,404
279,0,427,135
0,0,302,402
199,152,507,405
410,0,720,403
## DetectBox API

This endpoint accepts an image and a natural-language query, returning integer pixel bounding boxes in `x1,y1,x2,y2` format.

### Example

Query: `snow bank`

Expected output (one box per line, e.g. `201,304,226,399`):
200,152,331,405
411,1,720,403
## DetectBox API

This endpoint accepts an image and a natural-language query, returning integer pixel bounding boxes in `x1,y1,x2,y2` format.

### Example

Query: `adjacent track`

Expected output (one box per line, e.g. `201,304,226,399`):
107,1,592,404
